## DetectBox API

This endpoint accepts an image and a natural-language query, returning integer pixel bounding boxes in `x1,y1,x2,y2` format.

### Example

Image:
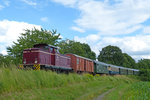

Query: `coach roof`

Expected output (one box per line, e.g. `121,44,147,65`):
66,53,93,61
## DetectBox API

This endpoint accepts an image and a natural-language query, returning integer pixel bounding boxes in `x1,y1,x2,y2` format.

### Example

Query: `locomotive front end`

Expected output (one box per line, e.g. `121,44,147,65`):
21,48,40,70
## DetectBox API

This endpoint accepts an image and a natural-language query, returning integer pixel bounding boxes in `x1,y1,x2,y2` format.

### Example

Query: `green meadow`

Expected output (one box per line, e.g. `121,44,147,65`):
0,67,149,100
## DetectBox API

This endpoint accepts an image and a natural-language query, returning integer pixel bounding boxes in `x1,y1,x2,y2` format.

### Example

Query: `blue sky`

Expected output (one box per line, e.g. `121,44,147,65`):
0,0,150,61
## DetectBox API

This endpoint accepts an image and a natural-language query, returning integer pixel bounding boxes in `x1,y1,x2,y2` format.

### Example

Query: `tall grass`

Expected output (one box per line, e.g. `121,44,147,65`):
0,67,135,94
0,67,142,100
122,82,150,100
0,68,78,93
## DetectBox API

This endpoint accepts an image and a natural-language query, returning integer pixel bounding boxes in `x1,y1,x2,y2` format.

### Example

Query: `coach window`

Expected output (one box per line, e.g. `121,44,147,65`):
54,48,56,52
77,58,79,65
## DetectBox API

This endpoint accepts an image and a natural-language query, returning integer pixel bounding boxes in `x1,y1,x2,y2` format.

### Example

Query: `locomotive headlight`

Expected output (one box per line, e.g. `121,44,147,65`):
23,59,26,64
35,58,37,64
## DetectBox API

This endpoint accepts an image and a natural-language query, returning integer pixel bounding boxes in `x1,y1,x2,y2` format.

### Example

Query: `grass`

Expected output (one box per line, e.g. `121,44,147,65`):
0,67,148,100
122,82,150,100
102,81,132,100
96,77,150,100
0,80,113,100
0,68,92,93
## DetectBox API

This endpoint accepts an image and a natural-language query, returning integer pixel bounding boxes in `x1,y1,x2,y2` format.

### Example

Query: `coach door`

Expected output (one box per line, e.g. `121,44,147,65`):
84,59,86,71
51,47,55,65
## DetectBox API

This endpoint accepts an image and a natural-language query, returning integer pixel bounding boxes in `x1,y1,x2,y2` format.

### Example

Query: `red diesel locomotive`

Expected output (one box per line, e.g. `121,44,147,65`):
22,43,94,73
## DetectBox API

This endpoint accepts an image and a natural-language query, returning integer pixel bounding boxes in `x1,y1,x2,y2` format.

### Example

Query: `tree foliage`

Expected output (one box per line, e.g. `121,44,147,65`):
138,69,150,81
137,59,150,81
58,40,96,60
98,45,136,68
137,59,150,69
122,53,136,68
0,54,4,66
0,53,15,68
7,28,61,64
98,45,124,66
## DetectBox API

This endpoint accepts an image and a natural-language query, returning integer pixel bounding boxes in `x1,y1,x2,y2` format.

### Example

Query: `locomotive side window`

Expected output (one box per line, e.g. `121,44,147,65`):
44,46,49,50
50,48,53,53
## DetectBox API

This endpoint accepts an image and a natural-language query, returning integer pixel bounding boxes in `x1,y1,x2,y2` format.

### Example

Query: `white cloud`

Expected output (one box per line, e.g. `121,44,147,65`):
40,17,48,22
132,55,150,61
74,34,100,43
71,26,85,33
75,0,150,35
143,26,150,34
1,50,7,55
99,35,150,54
3,0,10,6
74,34,150,60
0,20,41,55
52,0,150,60
22,0,37,6
52,0,150,35
51,0,78,7
0,4,4,10
0,0,10,10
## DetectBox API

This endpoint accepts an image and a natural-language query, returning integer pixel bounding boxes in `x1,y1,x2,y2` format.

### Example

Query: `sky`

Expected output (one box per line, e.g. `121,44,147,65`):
0,0,150,61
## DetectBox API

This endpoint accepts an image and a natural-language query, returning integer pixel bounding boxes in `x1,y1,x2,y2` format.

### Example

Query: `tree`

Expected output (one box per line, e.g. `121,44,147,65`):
137,59,150,69
58,40,96,60
136,59,150,81
97,45,124,66
7,28,61,64
139,69,150,81
0,54,4,67
0,54,15,68
122,53,136,68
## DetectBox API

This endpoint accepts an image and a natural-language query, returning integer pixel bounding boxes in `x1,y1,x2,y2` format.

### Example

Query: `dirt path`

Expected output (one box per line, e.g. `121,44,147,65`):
93,88,115,100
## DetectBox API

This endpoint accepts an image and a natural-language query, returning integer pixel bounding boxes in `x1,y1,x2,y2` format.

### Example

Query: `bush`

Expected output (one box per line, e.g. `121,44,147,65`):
138,69,150,81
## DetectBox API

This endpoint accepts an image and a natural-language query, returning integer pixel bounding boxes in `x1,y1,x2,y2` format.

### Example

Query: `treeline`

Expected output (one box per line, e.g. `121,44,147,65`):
0,28,150,80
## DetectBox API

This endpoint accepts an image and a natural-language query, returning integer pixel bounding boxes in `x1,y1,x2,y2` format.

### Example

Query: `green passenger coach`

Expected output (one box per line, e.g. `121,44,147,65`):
119,67,128,75
108,65,120,74
94,61,109,74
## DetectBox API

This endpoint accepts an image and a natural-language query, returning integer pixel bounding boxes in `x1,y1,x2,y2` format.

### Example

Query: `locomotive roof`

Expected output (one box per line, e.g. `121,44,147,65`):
33,43,58,49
